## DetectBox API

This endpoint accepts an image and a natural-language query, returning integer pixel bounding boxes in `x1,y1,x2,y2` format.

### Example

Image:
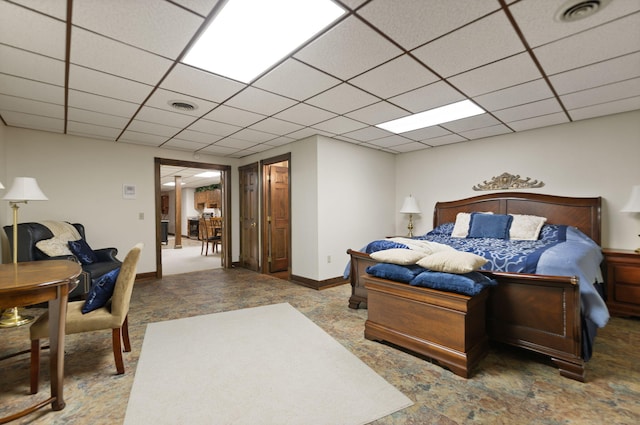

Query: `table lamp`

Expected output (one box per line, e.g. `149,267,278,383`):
621,185,640,253
0,177,49,328
400,195,421,238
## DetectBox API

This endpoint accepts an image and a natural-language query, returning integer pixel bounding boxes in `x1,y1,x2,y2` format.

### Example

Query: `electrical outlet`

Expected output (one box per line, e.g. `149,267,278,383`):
327,255,331,263
139,212,144,220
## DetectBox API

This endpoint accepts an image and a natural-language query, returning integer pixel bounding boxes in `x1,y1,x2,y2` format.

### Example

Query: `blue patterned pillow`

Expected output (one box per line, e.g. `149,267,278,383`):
468,213,513,239
68,239,98,265
366,263,425,283
82,268,120,314
409,270,497,296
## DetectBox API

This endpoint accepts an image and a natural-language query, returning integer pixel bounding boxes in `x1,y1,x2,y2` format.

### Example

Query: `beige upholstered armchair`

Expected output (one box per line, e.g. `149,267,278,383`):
29,243,143,394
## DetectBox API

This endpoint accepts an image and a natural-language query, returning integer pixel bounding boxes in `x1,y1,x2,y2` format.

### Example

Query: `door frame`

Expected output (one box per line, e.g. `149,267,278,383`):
260,153,291,276
154,157,232,277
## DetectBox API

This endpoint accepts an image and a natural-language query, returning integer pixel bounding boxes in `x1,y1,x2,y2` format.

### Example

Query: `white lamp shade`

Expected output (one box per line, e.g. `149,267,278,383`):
621,185,640,213
400,196,421,214
0,181,4,189
2,177,48,201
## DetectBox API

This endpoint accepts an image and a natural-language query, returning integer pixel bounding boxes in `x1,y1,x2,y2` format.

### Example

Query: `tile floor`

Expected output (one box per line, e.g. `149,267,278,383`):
0,268,638,424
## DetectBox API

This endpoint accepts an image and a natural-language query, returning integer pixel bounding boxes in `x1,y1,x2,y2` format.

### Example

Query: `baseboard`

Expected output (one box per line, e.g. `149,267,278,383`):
136,271,156,281
290,274,348,290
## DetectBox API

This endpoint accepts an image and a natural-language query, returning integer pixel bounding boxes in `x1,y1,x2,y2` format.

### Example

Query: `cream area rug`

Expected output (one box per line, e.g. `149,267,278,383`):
124,303,412,425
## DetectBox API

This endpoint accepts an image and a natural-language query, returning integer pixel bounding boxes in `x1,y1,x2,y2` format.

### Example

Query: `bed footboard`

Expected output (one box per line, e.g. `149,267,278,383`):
347,249,376,309
484,271,585,381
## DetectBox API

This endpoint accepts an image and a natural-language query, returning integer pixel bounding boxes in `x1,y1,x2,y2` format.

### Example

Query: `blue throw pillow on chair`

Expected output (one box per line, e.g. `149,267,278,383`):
82,267,120,314
68,239,98,265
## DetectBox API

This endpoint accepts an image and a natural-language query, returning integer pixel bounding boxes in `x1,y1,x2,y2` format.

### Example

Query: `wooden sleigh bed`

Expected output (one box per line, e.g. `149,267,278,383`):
347,192,604,381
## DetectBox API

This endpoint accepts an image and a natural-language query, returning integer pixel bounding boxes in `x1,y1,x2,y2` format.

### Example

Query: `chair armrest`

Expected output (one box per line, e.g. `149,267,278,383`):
94,248,119,263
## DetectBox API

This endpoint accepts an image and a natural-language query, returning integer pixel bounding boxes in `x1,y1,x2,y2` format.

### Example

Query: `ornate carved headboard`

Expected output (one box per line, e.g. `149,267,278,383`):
433,192,601,245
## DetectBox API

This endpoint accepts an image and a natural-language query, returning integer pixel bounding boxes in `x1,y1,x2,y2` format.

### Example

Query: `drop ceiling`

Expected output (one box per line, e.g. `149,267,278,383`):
1,0,639,158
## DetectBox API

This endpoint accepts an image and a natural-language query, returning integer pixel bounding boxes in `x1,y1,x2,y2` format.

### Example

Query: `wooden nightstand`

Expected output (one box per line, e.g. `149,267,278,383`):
602,249,640,317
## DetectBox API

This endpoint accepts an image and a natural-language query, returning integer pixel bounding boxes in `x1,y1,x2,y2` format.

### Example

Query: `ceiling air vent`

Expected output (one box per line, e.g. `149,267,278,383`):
169,101,198,112
555,0,611,22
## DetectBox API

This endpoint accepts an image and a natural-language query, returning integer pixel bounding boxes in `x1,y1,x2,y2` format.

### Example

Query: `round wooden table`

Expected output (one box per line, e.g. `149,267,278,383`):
0,260,81,424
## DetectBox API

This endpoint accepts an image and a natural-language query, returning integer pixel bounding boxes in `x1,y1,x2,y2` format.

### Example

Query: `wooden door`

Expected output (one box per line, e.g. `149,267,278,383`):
266,164,289,273
239,163,259,271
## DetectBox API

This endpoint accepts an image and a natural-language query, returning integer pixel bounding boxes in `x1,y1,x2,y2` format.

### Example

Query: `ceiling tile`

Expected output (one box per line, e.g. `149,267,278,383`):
170,0,221,17
561,77,640,110
71,28,173,84
187,118,241,137
0,1,66,59
424,133,467,147
253,59,341,101
413,11,525,78
549,52,640,96
173,129,222,144
161,64,246,103
135,106,197,128
440,113,502,133
198,144,241,156
67,121,123,139
510,0,640,48
389,141,432,153
67,89,139,117
534,13,640,75
215,137,256,150
0,74,64,105
447,52,542,97
69,65,154,103
0,94,64,119
248,117,304,135
272,103,336,126
306,83,379,114
358,0,500,50
473,79,554,111
568,96,640,121
72,0,204,58
127,119,181,137
203,105,265,127
144,89,218,117
264,136,296,147
493,98,564,123
345,101,408,125
311,116,368,134
232,128,277,143
507,112,569,132
458,124,512,140
11,0,67,20
400,125,451,142
367,134,414,148
286,127,334,140
341,126,393,142
294,16,402,80
119,130,167,145
0,45,65,86
349,54,439,98
67,107,129,129
225,87,297,116
0,110,63,132
162,138,209,152
388,81,465,113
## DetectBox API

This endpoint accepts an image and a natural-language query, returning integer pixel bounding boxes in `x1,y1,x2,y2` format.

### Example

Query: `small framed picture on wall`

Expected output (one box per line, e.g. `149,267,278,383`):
123,184,136,200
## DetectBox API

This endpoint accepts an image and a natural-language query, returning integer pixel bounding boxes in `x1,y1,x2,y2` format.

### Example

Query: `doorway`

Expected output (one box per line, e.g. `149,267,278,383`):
261,154,291,278
154,158,231,278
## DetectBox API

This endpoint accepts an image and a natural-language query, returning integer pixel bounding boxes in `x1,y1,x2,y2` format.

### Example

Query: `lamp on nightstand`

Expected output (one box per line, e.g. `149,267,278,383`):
621,185,640,253
400,195,421,238
0,177,49,328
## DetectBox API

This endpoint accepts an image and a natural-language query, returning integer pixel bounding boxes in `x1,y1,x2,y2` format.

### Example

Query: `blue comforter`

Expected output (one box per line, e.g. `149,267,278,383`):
353,223,609,328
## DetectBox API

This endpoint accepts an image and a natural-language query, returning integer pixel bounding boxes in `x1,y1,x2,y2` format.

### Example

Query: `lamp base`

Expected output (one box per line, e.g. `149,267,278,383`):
0,307,35,328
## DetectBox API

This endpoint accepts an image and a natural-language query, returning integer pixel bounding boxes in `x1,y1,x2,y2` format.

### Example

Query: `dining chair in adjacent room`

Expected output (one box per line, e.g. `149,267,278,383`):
29,243,143,394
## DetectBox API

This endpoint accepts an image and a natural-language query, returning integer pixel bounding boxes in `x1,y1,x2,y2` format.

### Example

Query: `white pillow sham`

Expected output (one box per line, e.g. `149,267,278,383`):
509,214,547,240
417,250,488,274
370,248,425,265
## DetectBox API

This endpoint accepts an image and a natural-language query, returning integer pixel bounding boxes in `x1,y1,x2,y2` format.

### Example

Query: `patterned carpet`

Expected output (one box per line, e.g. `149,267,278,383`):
0,267,638,424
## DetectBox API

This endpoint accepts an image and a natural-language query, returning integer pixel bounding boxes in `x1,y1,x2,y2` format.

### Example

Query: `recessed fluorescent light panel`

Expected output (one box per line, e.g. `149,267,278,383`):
183,0,345,83
376,100,486,134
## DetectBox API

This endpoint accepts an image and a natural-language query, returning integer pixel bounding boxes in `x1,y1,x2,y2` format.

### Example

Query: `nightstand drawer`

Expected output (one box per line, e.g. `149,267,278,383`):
603,249,640,317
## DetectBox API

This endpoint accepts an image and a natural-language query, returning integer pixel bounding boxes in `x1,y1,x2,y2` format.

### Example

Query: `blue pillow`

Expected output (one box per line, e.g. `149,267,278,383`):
82,267,120,314
468,213,513,239
68,239,98,265
366,263,425,283
409,270,497,296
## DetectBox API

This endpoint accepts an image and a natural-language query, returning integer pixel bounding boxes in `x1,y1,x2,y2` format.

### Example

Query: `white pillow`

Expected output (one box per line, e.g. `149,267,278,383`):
451,212,494,238
417,250,488,273
370,248,425,265
509,214,547,240
36,238,74,256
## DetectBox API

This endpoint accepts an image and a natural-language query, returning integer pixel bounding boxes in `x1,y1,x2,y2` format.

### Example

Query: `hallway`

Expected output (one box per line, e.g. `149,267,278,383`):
161,236,222,275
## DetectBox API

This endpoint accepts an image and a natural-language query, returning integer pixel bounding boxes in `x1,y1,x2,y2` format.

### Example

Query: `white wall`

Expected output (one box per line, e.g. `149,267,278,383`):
395,110,640,250
0,127,238,273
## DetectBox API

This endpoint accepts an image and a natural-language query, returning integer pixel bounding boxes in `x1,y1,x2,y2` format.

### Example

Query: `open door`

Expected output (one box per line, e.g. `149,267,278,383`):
262,155,290,274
